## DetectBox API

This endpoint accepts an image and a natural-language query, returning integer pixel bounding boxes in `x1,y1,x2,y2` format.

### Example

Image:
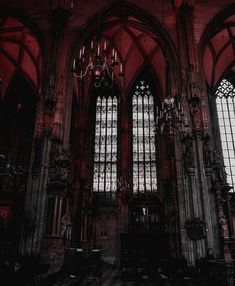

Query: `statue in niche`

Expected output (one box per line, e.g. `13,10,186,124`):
190,97,201,130
183,137,195,168
49,147,72,188
60,213,72,240
203,138,212,167
58,166,69,183
220,215,229,238
212,150,227,182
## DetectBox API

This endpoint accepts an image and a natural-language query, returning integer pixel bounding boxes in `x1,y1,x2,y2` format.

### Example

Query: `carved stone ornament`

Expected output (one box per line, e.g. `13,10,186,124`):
183,135,195,168
185,218,205,240
48,147,72,195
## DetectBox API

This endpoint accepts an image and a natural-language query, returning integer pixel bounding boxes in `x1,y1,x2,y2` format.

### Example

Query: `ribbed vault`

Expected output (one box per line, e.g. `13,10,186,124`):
0,16,42,97
74,12,168,96
202,11,235,90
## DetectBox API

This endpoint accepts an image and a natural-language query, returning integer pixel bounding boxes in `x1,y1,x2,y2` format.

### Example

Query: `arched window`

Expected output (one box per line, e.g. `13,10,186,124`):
132,81,158,193
215,78,235,191
93,95,118,192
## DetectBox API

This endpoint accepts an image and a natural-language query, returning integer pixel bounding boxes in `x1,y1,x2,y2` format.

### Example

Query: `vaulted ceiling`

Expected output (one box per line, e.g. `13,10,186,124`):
0,16,42,98
75,14,167,96
203,13,235,90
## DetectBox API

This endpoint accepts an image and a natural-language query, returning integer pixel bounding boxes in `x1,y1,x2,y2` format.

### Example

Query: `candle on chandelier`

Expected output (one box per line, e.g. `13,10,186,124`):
120,63,123,73
97,43,100,56
104,41,107,51
91,41,94,51
73,59,76,69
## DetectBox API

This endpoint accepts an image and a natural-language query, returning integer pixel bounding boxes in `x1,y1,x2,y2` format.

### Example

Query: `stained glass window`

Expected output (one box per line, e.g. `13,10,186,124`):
215,78,235,192
93,96,118,192
132,81,157,193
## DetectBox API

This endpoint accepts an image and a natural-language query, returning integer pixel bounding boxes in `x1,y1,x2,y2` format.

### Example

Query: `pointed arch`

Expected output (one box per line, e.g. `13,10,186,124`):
130,78,158,193
199,3,235,91
0,6,46,96
70,1,179,100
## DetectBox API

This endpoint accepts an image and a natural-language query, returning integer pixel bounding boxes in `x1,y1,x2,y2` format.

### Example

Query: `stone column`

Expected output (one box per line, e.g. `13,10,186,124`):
176,3,197,264
20,6,70,255
215,185,232,260
19,83,53,254
181,129,205,262
176,3,218,263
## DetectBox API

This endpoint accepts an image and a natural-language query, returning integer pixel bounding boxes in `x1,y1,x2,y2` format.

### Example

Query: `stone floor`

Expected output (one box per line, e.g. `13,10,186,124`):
53,267,170,286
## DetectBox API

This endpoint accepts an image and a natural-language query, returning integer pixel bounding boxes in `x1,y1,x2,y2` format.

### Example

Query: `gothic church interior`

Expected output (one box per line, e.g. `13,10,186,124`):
0,0,235,284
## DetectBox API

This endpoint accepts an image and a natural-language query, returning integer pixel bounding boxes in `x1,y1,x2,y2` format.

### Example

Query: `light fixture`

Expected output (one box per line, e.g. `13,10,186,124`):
72,40,124,88
156,95,184,135
51,0,77,10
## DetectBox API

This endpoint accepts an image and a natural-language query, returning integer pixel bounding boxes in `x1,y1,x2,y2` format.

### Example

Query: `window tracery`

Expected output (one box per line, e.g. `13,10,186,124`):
132,81,158,193
93,95,118,192
215,78,235,191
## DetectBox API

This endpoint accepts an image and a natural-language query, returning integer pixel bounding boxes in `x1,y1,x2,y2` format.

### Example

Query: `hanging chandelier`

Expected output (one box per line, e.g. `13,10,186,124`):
51,0,77,10
156,96,184,135
72,41,124,88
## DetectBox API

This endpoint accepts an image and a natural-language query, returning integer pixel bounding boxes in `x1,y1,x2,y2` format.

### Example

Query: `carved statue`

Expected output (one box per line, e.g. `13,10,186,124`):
183,137,195,168
203,139,212,167
49,146,72,188
220,215,229,238
164,97,175,110
60,213,72,240
212,150,227,182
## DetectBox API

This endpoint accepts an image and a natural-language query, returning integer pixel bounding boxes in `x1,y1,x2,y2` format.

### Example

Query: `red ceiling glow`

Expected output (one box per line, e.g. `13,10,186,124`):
203,14,235,88
0,16,42,98
78,15,166,93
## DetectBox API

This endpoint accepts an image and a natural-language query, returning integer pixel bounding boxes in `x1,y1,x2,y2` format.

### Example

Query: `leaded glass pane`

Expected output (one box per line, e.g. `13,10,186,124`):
93,95,118,192
215,79,235,192
132,81,158,193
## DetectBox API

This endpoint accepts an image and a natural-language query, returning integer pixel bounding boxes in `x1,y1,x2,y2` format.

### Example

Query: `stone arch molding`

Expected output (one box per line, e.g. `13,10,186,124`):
0,6,45,97
199,3,235,92
69,1,180,99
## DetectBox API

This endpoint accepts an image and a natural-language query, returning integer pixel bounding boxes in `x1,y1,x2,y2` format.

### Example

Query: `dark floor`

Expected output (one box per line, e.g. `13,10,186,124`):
53,267,173,286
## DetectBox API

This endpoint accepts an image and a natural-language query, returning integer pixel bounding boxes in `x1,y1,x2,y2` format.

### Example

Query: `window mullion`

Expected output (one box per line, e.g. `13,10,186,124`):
221,97,233,186
226,96,235,188
104,97,107,193
137,95,140,193
132,82,158,193
98,97,102,192
142,93,146,192
99,97,104,192
148,94,153,192
111,97,113,192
